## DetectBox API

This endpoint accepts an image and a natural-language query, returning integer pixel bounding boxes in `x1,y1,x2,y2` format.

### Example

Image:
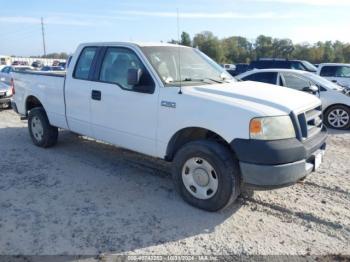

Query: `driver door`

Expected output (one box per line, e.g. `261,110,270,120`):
90,47,159,156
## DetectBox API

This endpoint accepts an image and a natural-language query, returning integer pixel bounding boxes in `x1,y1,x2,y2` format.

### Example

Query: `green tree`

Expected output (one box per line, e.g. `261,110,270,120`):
180,31,192,47
272,38,294,58
222,36,253,63
167,32,350,64
254,35,274,58
193,31,224,63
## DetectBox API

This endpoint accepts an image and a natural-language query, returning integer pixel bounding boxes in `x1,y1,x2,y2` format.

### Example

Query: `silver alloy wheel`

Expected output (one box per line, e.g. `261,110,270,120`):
328,108,350,128
182,157,219,200
31,116,44,141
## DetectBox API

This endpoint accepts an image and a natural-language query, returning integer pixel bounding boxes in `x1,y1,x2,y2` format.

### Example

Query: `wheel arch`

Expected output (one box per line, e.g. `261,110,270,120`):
165,127,233,161
25,95,44,116
324,103,350,114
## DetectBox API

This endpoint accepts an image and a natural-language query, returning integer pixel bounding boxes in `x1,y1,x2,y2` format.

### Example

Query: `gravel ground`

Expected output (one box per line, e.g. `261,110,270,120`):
0,109,349,257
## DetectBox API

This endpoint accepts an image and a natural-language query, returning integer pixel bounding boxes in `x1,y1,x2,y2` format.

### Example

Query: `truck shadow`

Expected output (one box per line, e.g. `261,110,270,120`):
0,127,243,255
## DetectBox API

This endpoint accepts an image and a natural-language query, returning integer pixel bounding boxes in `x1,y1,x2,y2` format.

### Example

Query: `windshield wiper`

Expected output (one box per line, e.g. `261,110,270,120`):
182,78,226,84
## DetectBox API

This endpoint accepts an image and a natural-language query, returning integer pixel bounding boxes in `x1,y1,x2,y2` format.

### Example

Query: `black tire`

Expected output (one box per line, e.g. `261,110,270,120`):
28,107,58,147
324,105,350,130
172,140,241,212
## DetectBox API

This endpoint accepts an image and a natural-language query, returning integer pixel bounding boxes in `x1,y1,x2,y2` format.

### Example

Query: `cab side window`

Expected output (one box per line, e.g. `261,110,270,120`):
74,47,97,80
320,66,337,77
337,66,350,78
99,47,154,92
281,73,311,91
320,65,350,77
243,72,277,85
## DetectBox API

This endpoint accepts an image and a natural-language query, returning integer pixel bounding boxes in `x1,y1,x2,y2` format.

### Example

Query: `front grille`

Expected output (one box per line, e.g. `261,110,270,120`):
297,106,323,140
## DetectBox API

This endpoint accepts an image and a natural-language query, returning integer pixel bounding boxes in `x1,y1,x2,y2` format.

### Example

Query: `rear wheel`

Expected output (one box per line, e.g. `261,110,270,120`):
28,107,58,147
324,105,350,130
172,140,240,211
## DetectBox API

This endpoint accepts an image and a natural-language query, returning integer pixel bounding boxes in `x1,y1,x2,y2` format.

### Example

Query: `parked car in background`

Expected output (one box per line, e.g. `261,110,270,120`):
317,63,350,89
31,61,43,69
52,60,60,66
58,62,67,69
237,69,350,130
12,42,327,211
40,66,65,72
0,81,14,108
226,63,249,77
0,66,33,86
221,64,236,70
12,61,29,66
248,58,317,73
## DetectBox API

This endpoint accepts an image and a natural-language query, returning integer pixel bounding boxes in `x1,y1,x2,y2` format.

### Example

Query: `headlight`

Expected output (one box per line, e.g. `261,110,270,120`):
250,116,296,140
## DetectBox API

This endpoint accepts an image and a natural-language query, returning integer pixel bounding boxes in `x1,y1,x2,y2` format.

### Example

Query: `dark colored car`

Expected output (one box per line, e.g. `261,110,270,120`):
12,61,29,66
248,59,317,73
58,62,66,69
32,61,43,68
41,66,65,71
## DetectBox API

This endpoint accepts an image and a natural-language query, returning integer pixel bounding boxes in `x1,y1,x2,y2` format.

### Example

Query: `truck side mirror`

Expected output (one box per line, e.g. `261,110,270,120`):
127,68,142,86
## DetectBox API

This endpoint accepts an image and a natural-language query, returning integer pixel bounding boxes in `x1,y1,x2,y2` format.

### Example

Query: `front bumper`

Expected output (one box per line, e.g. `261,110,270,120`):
231,127,327,187
0,96,12,107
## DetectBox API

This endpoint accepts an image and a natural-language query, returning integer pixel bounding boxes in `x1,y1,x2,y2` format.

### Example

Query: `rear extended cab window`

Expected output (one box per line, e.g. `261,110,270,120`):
73,47,98,80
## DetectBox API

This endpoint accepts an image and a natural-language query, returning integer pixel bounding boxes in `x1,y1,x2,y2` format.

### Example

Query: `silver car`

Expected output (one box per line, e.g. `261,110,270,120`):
0,81,13,108
237,69,350,130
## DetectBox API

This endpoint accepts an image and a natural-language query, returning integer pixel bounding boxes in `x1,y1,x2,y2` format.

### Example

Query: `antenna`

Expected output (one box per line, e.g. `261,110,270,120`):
41,17,47,57
176,8,182,94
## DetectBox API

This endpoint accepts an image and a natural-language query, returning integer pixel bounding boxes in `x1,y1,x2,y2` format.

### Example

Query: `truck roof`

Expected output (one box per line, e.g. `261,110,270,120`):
78,41,190,48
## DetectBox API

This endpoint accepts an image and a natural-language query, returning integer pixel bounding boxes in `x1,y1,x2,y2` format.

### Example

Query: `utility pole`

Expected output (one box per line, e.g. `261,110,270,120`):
41,17,47,57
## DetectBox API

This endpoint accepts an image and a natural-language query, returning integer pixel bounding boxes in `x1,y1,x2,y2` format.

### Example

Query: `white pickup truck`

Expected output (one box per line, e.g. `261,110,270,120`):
12,42,327,211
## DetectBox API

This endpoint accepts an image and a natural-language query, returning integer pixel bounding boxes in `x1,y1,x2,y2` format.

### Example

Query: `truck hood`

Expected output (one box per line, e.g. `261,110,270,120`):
185,81,321,116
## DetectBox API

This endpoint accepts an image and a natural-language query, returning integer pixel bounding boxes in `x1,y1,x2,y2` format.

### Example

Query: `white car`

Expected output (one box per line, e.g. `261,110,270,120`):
317,63,350,89
237,69,350,130
12,42,327,211
0,65,33,86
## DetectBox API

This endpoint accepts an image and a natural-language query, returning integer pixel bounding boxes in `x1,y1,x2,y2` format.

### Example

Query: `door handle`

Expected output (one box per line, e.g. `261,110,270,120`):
91,90,101,101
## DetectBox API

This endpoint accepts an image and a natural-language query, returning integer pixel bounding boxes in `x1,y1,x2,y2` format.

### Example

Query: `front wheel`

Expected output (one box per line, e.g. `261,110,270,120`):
172,140,241,211
28,107,58,147
324,105,350,130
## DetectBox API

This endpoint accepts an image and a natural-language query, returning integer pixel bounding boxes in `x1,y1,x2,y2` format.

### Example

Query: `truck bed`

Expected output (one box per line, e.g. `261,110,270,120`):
13,71,68,129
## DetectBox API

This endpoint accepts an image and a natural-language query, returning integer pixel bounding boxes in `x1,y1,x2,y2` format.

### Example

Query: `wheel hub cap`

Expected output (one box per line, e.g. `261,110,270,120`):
31,116,44,141
328,109,349,128
182,157,219,200
193,168,210,187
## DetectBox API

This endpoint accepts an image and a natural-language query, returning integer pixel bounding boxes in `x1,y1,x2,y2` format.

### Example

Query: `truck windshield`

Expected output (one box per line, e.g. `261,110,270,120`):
141,46,234,86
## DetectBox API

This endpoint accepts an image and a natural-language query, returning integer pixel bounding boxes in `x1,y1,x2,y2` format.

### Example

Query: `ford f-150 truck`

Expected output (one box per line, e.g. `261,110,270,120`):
12,42,327,211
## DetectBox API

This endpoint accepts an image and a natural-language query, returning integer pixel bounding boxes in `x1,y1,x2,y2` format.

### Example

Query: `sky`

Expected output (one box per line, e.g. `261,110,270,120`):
1,0,350,56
